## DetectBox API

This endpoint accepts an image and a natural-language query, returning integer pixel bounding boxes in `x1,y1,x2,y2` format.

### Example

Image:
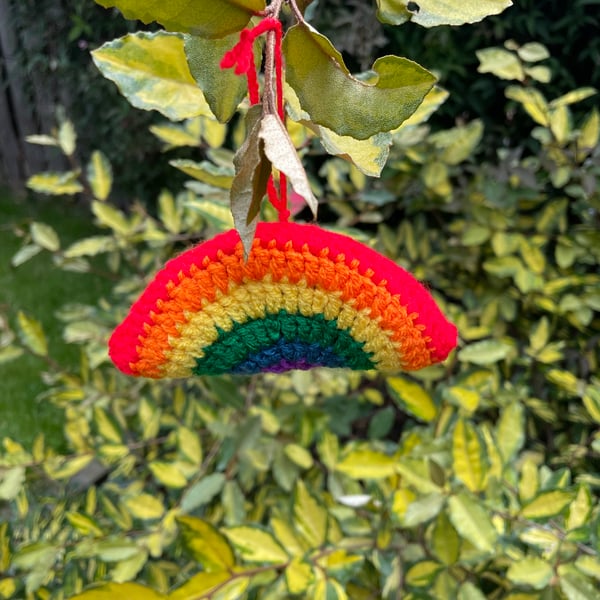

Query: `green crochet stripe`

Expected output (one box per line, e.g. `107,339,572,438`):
192,310,374,375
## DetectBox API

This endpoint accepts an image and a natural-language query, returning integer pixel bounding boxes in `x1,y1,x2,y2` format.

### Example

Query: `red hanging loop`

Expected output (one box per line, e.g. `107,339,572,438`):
220,18,289,222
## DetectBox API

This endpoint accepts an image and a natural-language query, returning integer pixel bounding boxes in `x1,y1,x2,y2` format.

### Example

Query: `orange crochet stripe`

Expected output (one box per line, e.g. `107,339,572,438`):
109,222,457,377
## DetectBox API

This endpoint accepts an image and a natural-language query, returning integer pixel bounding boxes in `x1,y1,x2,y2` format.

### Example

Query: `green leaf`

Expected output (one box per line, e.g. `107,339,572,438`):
87,150,113,201
223,526,289,564
17,311,48,356
521,490,574,519
283,24,435,140
386,376,437,422
169,572,231,600
0,345,25,364
230,105,271,255
96,0,265,38
452,418,485,492
431,512,460,565
66,512,104,536
177,516,235,572
582,386,600,424
285,84,391,176
477,47,525,81
293,480,327,547
92,32,213,121
447,492,498,553
507,556,553,589
27,171,84,195
185,32,259,122
336,448,397,479
69,583,165,599
458,339,512,365
180,473,226,513
376,0,512,27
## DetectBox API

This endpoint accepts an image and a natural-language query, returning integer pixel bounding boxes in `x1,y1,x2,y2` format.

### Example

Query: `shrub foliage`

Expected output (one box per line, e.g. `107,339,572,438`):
1,1,599,599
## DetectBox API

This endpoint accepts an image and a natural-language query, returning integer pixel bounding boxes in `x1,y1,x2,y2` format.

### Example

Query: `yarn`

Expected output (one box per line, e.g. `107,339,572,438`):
109,222,457,378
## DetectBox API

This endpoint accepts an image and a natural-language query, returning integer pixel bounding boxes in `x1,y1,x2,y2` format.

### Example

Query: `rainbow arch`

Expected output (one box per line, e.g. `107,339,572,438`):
108,222,457,377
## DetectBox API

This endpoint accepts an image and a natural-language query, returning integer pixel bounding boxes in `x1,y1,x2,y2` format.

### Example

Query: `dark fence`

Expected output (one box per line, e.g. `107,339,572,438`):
0,0,68,193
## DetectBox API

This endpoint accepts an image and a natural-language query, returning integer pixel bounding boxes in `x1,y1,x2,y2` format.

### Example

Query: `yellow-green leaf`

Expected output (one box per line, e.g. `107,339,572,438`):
30,222,60,251
336,448,397,479
477,47,525,81
497,401,525,463
17,311,48,357
87,150,113,201
285,557,314,595
386,376,437,421
558,565,599,600
177,516,235,572
582,385,600,424
169,572,231,600
223,526,289,564
178,426,202,464
447,492,498,553
284,24,435,140
58,119,77,156
91,32,213,121
284,443,314,469
507,557,553,589
578,108,599,153
452,418,484,492
0,466,25,501
458,339,512,365
96,0,265,38
91,201,131,235
44,455,94,480
149,461,187,488
521,490,574,519
26,171,83,195
63,236,116,258
170,159,234,189
506,86,550,127
377,0,512,27
66,512,104,536
293,480,327,547
70,582,164,600
124,494,165,520
405,560,443,587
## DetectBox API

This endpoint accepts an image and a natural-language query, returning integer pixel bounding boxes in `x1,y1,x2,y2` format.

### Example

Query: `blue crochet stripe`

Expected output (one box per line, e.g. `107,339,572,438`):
234,338,345,374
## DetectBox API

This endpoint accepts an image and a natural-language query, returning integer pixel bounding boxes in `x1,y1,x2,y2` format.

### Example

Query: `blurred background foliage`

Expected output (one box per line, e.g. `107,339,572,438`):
0,0,599,598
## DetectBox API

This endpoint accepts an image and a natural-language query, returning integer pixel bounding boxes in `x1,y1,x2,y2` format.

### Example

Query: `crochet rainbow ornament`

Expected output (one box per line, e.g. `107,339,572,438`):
109,222,457,377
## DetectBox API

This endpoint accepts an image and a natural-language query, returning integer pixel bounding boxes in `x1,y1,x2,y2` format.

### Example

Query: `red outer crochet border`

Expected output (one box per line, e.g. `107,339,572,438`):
109,222,457,375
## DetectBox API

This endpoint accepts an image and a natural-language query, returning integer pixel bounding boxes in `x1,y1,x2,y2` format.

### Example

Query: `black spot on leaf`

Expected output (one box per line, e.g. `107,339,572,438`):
407,1,420,12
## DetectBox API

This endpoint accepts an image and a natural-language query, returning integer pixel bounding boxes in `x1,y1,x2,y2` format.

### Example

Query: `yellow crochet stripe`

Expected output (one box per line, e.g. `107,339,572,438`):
159,278,404,378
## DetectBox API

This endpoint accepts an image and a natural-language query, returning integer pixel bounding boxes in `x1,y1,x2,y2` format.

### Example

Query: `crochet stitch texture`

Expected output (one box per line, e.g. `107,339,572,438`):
109,222,457,377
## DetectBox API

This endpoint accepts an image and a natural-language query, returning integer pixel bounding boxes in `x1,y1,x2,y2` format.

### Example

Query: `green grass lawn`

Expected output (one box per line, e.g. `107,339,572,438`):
0,188,110,449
